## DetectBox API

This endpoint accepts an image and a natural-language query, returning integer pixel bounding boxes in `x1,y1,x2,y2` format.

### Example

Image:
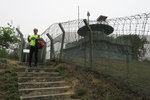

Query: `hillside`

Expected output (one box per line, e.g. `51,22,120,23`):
0,58,20,100
0,58,149,100
54,63,149,100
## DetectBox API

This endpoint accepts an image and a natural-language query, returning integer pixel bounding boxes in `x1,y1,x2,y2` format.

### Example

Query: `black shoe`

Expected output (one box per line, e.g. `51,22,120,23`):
29,65,32,67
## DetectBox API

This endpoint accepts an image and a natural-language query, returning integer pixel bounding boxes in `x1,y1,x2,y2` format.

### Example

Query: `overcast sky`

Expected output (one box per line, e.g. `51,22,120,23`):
0,0,150,37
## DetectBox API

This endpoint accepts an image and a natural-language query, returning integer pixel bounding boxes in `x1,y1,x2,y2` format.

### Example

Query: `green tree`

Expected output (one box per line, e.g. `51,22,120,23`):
0,24,18,50
116,34,148,60
0,23,19,58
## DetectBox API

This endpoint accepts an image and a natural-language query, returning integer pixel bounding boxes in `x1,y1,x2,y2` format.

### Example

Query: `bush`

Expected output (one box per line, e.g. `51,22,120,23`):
54,65,65,72
3,74,19,100
116,34,148,60
75,88,87,96
0,49,8,58
0,59,7,64
70,88,87,99
8,52,19,60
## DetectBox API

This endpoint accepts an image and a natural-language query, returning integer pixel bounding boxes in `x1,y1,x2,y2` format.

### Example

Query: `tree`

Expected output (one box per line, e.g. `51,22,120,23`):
0,23,18,50
116,34,148,60
0,23,19,58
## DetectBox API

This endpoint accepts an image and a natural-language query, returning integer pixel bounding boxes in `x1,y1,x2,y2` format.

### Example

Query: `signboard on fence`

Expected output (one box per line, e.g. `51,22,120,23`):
23,49,30,53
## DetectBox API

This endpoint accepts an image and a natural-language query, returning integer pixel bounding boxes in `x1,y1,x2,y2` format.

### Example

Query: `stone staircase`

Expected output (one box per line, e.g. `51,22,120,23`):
17,66,73,100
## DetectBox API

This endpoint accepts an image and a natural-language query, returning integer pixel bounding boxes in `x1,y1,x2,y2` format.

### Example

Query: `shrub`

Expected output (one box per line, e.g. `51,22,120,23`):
70,88,87,99
54,65,65,72
0,49,8,58
0,59,7,63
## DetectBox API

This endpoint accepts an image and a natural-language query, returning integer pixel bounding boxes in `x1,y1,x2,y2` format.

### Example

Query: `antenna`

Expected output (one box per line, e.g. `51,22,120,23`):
78,5,80,29
77,1,80,40
87,11,90,24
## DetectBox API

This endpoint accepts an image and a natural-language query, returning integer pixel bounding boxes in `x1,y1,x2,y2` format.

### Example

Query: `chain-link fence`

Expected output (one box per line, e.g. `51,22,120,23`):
42,13,150,98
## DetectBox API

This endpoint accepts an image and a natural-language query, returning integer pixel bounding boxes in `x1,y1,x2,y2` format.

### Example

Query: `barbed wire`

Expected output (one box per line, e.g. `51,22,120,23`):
42,12,150,42
41,13,150,98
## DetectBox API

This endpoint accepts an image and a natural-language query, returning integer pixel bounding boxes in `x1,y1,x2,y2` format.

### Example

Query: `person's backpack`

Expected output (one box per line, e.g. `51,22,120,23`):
36,35,44,49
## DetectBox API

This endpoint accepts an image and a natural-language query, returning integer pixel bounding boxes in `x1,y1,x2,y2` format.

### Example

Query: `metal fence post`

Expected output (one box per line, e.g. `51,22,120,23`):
40,41,47,63
83,19,93,68
16,28,25,62
58,23,65,62
46,33,55,61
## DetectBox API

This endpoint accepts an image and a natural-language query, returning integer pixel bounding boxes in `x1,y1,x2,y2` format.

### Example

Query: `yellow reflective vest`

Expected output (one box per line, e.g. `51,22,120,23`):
29,34,41,46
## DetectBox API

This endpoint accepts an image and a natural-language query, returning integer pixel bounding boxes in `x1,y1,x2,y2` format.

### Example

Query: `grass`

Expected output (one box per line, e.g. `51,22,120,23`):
63,58,150,99
54,65,71,78
92,58,150,98
0,70,19,100
70,88,87,99
0,59,7,64
54,65,66,72
0,58,19,100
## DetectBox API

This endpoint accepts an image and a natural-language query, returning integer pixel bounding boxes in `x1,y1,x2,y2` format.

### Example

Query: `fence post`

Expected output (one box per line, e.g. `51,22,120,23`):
58,23,65,62
46,33,55,61
126,42,130,78
40,40,47,63
83,19,93,68
16,28,25,62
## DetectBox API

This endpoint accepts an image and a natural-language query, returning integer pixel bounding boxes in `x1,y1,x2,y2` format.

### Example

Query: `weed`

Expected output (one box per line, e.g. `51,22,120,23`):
61,72,70,78
4,93,19,100
0,72,5,75
0,59,7,64
3,74,19,100
70,88,87,99
4,69,12,73
70,94,79,98
75,88,87,96
54,65,65,72
0,60,19,100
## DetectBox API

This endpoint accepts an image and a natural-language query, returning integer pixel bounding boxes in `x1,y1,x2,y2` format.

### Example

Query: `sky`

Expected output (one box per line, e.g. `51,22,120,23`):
0,0,150,37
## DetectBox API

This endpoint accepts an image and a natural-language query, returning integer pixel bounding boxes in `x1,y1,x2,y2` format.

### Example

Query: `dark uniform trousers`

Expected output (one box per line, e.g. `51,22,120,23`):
29,46,38,66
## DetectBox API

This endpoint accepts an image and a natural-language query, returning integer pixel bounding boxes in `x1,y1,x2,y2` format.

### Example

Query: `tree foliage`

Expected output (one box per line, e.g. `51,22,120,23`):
0,23,19,59
0,24,18,50
116,34,148,60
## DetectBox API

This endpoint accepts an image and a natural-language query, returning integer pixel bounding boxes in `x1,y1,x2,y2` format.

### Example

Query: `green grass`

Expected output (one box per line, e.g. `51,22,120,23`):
0,59,7,64
70,88,87,99
0,59,19,100
67,58,150,98
55,65,71,78
3,70,19,100
54,65,65,72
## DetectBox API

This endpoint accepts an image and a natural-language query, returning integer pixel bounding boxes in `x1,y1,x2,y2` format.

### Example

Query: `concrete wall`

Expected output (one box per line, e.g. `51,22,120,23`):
63,32,131,60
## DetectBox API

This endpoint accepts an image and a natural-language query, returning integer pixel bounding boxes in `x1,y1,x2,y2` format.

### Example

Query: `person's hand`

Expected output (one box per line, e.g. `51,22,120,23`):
31,37,35,40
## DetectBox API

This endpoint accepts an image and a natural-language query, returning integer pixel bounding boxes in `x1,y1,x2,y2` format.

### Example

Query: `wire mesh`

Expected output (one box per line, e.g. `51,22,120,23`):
42,13,150,98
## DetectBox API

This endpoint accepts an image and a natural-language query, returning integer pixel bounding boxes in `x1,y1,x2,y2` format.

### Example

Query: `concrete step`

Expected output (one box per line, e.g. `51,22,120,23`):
20,92,73,100
18,81,66,89
17,65,73,100
17,67,56,72
19,86,70,96
18,76,63,83
28,68,56,72
17,68,26,72
17,72,60,77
